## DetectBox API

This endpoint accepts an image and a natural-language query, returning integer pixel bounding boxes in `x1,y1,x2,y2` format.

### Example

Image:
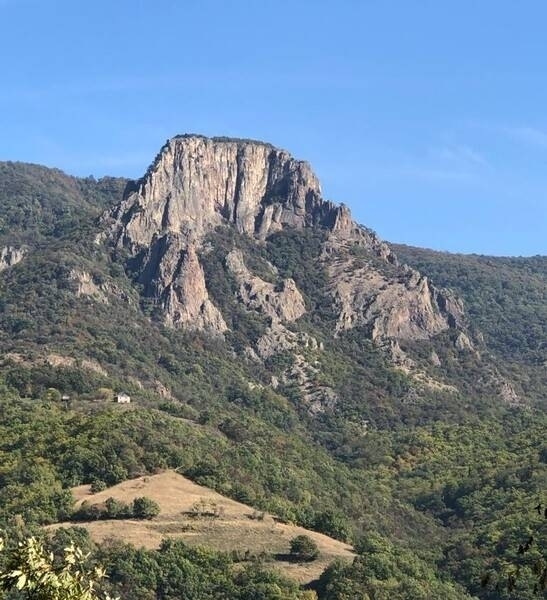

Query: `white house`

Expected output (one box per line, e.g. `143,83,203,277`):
116,392,131,404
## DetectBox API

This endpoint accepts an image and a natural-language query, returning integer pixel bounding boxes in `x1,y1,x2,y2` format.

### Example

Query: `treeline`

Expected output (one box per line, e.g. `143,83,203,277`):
72,496,160,521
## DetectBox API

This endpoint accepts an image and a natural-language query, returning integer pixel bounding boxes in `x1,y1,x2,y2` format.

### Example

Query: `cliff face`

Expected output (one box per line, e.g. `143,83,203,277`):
328,253,465,340
107,134,467,352
108,135,349,332
110,135,343,247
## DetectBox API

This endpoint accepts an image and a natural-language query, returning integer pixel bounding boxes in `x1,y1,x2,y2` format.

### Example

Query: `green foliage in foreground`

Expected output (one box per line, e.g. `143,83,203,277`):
0,535,114,600
1,530,312,600
100,537,307,600
0,532,312,600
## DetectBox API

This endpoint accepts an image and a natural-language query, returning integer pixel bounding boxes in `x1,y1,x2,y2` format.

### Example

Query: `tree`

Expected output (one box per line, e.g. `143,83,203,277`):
90,480,107,494
105,497,131,519
131,496,160,520
312,510,351,542
289,535,320,562
481,502,547,596
0,535,116,600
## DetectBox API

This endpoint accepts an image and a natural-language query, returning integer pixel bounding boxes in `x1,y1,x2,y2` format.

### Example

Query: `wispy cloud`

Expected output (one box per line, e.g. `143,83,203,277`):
434,144,487,166
322,141,485,185
502,126,547,149
342,162,476,184
396,166,475,182
398,142,488,182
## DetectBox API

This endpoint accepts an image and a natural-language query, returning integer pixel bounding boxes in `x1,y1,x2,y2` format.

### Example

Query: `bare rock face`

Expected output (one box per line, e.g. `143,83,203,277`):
284,353,339,415
225,249,306,324
69,270,108,303
163,242,227,331
0,245,27,272
106,134,467,351
107,135,342,332
320,213,463,346
109,135,341,248
455,331,474,352
329,254,462,341
137,235,227,332
498,380,522,406
68,269,132,306
430,351,442,367
255,324,312,359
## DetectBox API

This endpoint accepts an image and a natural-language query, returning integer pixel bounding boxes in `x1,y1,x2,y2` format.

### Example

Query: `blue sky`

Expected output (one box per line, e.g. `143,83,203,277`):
1,0,547,255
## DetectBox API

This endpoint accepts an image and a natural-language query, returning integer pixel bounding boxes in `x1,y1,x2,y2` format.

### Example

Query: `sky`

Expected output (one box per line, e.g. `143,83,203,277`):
1,0,547,256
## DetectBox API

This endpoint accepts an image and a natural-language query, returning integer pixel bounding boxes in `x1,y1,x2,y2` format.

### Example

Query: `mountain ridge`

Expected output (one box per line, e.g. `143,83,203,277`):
0,138,546,598
0,138,525,417
104,135,468,350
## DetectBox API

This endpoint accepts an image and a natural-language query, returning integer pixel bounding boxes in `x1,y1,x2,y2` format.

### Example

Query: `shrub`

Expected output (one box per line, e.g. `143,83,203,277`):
131,496,160,519
90,480,107,493
289,535,319,562
105,497,131,519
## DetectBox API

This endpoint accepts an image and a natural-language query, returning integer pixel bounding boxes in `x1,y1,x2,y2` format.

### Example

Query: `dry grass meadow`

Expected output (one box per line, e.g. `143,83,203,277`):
52,470,354,584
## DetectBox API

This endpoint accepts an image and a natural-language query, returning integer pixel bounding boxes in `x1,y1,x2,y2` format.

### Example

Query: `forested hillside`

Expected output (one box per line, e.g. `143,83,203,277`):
394,244,547,404
0,146,546,599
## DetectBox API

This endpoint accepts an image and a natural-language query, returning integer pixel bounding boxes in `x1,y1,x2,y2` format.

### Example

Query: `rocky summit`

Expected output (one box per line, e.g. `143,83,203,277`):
105,135,466,353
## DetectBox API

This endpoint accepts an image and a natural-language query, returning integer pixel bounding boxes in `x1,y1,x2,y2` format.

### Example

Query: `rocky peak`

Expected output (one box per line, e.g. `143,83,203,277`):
105,135,359,332
110,135,350,249
105,135,469,357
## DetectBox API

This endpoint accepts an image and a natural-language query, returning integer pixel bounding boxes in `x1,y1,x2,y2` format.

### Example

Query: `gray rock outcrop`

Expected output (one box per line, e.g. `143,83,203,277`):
0,245,27,272
106,134,468,350
107,135,345,332
225,249,306,324
109,135,343,248
328,252,464,341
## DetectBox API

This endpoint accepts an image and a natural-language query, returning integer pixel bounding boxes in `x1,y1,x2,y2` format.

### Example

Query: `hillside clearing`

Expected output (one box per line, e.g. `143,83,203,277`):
52,470,354,584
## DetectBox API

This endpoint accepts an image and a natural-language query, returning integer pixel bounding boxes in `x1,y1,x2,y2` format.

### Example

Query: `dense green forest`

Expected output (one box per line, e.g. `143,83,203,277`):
1,390,547,598
1,162,547,598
